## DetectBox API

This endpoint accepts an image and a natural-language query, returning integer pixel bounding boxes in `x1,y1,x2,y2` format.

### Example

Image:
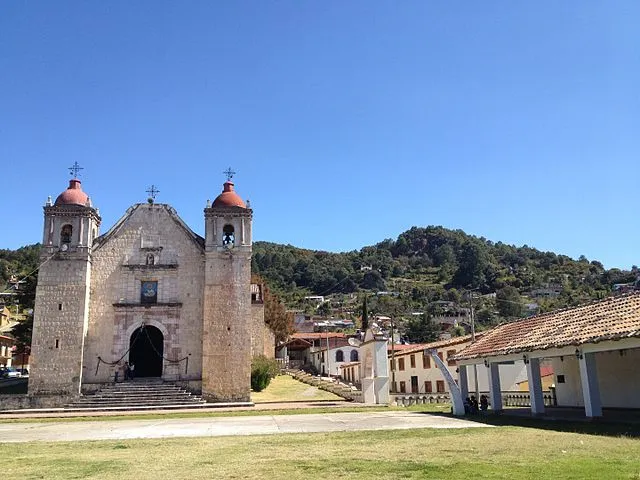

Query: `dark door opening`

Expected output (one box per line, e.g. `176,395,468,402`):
411,375,419,394
129,325,164,377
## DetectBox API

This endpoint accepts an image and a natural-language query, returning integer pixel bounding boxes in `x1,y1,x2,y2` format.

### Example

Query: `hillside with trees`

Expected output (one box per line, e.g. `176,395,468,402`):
252,226,638,334
0,244,40,310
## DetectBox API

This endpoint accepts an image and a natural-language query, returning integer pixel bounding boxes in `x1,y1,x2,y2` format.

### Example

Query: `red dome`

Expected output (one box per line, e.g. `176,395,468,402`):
212,181,246,208
55,179,89,206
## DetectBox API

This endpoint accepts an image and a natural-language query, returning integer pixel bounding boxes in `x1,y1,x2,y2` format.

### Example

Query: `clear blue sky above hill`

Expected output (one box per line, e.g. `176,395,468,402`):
1,2,638,269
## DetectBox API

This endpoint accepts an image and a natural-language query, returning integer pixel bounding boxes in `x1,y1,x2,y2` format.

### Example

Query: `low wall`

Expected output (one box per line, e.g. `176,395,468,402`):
0,394,73,411
392,390,557,408
392,394,451,406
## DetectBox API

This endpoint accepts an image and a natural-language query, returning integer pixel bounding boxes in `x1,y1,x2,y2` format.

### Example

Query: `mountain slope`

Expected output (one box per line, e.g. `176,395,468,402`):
252,226,637,319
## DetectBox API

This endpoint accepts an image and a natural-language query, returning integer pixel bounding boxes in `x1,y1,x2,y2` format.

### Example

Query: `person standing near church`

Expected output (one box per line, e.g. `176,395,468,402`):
129,363,135,380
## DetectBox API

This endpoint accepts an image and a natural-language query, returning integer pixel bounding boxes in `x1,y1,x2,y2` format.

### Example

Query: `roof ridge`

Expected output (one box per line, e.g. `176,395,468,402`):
454,292,640,360
494,291,640,328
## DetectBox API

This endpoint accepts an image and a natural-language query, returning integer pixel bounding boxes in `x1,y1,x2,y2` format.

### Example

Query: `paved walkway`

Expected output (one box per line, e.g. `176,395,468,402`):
0,400,367,419
0,411,490,443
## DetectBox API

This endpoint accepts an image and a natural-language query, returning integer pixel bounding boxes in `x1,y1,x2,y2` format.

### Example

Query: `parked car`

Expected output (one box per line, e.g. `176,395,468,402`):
0,367,21,378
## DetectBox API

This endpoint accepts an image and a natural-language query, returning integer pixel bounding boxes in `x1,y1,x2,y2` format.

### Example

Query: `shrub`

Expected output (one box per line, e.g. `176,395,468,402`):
301,363,318,375
251,355,279,392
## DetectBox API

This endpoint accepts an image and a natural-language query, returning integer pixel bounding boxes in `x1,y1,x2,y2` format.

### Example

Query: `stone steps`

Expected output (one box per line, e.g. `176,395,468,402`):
285,370,361,402
72,396,206,404
66,379,207,409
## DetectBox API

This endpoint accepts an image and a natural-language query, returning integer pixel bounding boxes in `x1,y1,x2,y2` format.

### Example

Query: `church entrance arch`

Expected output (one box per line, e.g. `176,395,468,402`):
129,325,164,377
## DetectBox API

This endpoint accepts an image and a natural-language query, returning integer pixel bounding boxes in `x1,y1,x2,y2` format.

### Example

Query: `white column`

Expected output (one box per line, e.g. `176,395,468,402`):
526,357,545,415
578,352,602,418
458,364,469,400
488,362,503,412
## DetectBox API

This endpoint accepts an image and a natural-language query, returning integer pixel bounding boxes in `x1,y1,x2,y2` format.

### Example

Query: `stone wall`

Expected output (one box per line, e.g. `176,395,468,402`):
202,249,252,402
263,327,276,359
250,303,275,358
84,204,205,384
29,252,91,396
0,394,73,411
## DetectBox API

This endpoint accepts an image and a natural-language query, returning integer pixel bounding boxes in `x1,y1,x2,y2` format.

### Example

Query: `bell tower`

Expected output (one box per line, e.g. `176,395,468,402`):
29,164,101,397
202,170,253,401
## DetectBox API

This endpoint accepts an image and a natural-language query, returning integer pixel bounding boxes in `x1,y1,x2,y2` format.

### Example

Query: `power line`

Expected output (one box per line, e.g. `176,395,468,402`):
1,251,57,296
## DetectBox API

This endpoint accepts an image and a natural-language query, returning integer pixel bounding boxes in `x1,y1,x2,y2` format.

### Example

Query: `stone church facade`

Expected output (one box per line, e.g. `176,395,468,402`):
28,175,272,404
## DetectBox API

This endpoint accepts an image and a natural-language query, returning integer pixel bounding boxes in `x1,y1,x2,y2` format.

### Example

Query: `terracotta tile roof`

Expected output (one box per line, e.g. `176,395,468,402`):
388,344,419,352
291,332,346,340
279,338,312,349
390,334,485,358
454,292,640,360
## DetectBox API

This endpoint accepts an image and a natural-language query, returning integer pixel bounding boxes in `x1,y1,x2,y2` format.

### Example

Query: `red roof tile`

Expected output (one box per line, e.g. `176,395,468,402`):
455,292,640,360
291,332,346,339
390,334,485,358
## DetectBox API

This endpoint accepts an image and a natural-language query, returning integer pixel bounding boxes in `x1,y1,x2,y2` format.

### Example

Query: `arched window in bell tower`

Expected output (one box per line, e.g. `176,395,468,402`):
222,224,235,247
60,224,73,244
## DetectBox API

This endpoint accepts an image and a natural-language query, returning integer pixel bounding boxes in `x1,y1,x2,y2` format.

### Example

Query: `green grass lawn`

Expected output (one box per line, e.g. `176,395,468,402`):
2,426,639,479
251,374,343,403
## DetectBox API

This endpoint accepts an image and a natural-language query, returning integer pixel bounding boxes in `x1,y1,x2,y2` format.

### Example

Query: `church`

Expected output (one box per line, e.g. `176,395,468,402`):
28,168,272,404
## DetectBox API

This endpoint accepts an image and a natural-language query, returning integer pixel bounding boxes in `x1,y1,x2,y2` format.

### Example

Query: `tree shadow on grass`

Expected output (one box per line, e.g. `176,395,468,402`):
420,410,640,438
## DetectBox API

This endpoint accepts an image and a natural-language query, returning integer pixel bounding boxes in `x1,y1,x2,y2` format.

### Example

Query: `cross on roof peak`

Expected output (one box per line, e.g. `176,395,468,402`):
68,162,83,178
223,167,236,182
146,185,160,202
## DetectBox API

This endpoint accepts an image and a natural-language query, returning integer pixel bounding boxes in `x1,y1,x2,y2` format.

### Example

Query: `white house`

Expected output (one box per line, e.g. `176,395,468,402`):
386,335,525,395
310,336,360,377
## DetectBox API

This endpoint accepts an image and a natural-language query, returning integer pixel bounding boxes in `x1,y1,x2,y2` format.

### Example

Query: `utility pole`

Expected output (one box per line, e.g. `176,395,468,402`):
325,326,331,378
469,292,480,399
390,320,396,393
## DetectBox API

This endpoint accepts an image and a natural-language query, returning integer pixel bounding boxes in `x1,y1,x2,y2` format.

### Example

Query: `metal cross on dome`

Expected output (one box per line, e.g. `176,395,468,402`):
68,162,83,178
223,167,236,182
146,185,160,200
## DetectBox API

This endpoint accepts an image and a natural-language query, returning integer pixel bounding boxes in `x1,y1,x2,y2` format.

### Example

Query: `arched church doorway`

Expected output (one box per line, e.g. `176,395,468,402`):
129,325,164,377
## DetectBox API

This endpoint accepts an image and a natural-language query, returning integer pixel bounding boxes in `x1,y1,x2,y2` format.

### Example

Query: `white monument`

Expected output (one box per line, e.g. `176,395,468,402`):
359,329,390,404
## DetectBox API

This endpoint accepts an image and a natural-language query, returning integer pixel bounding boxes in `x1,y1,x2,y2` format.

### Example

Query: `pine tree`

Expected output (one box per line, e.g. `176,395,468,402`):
361,296,369,331
405,313,440,343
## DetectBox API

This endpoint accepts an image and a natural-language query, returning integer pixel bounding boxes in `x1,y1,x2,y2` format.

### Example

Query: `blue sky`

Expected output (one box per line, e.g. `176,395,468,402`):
1,2,638,269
